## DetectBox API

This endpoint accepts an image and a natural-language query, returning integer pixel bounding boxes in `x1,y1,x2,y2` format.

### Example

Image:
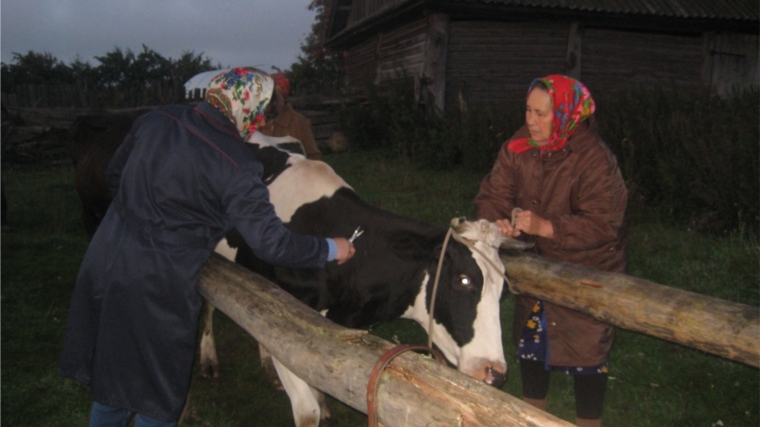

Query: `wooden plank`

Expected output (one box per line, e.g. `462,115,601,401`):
446,20,568,110
502,252,760,368
582,27,703,92
565,21,583,79
197,254,574,427
702,32,760,96
374,18,428,85
345,36,379,87
421,13,450,115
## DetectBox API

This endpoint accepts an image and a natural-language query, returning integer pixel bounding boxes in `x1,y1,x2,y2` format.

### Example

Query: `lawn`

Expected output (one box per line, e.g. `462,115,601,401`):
1,148,758,426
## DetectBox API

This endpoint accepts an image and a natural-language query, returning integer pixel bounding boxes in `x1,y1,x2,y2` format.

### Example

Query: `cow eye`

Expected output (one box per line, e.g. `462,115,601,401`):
459,275,471,286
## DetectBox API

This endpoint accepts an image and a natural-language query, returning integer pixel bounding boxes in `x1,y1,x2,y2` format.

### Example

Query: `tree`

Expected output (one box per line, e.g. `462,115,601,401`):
69,55,97,90
172,51,217,89
94,47,136,89
288,0,343,95
1,46,218,107
2,51,73,88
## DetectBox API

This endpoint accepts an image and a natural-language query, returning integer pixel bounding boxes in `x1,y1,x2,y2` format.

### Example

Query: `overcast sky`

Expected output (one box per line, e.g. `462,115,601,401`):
1,0,318,72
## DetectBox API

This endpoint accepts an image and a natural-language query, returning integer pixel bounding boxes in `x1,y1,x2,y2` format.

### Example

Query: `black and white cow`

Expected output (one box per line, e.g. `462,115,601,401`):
68,116,530,427
203,132,532,427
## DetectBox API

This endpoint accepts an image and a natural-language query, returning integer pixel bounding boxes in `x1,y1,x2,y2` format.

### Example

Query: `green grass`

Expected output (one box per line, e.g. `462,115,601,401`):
2,150,758,426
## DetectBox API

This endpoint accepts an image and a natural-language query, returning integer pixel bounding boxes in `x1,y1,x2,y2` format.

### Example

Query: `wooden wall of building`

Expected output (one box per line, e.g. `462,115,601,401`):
337,6,758,111
581,28,704,94
445,21,569,110
703,32,759,97
343,18,428,88
375,18,428,83
347,0,407,28
344,38,378,88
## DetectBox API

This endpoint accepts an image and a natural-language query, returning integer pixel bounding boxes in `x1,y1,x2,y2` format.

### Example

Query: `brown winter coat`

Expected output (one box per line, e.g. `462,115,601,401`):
475,116,628,367
260,103,322,160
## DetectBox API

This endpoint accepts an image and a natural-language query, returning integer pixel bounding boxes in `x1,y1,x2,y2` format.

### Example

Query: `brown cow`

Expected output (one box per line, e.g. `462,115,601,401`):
67,109,154,236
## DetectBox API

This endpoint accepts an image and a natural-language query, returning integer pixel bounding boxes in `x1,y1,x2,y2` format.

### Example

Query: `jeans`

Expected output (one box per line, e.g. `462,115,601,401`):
89,401,177,427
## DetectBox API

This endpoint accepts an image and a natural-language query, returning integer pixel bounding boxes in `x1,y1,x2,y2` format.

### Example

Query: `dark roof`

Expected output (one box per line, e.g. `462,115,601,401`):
326,0,758,47
465,0,758,21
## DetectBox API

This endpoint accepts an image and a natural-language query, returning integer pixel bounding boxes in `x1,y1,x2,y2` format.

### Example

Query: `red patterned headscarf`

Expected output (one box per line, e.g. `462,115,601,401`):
270,72,291,97
507,74,596,154
205,67,274,140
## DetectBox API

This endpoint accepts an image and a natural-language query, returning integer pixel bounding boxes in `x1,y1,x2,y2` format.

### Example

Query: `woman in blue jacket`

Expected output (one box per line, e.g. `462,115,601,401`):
59,68,355,427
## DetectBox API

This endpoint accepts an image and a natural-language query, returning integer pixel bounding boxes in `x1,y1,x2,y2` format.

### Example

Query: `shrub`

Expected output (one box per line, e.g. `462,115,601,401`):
597,87,759,232
340,83,759,233
340,80,523,172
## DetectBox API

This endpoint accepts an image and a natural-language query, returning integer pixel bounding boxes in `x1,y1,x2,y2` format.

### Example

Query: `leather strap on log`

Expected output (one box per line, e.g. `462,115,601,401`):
367,344,447,427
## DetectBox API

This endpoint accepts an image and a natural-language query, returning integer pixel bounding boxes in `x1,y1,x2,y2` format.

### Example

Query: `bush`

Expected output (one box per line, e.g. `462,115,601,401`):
340,84,759,233
341,80,523,172
597,87,760,232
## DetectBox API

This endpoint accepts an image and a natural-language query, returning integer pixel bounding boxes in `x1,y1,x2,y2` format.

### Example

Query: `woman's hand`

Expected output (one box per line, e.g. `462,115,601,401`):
332,237,356,265
495,218,521,238
511,210,554,239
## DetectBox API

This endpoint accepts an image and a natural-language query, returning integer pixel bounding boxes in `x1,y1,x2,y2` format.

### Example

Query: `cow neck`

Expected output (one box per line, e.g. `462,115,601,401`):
428,227,453,348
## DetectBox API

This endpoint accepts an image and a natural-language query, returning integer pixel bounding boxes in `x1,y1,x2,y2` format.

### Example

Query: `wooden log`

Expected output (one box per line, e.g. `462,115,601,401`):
197,254,574,427
565,22,583,80
501,252,760,368
6,106,158,130
421,13,450,116
3,125,52,144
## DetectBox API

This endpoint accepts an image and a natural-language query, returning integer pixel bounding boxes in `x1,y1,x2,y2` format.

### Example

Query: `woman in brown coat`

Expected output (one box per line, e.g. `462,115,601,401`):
474,75,627,427
259,73,322,160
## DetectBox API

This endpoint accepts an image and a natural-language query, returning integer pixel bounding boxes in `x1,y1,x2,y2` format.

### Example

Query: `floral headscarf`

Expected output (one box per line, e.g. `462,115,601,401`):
507,74,596,154
205,67,274,140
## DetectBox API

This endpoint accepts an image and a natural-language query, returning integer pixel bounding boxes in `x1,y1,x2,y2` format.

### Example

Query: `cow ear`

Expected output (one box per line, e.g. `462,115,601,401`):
386,230,439,261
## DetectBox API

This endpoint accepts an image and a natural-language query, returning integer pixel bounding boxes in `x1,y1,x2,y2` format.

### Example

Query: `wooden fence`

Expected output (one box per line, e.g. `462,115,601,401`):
0,99,347,166
501,252,759,367
198,254,575,427
1,83,184,109
196,248,759,426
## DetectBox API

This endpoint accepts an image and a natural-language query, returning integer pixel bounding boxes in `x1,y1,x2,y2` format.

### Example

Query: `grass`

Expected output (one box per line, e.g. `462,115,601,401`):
2,149,758,426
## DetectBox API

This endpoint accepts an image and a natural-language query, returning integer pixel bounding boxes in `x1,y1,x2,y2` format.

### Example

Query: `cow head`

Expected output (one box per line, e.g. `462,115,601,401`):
396,218,522,388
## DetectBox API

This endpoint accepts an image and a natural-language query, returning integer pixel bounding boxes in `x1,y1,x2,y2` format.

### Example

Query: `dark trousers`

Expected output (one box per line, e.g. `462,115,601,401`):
520,358,608,419
89,402,176,427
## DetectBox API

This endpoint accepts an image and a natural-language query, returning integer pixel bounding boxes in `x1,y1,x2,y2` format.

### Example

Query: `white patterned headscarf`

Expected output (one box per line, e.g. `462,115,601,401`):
205,67,274,140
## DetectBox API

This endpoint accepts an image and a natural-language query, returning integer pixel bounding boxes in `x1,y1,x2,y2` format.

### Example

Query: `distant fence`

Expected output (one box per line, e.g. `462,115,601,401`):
1,93,352,166
1,83,184,109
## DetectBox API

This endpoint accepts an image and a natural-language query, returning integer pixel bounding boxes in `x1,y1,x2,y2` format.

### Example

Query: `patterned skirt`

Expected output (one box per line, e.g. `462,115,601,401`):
517,301,608,375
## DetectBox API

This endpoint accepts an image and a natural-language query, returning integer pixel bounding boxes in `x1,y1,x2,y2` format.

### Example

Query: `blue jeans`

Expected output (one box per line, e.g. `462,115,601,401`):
89,401,177,427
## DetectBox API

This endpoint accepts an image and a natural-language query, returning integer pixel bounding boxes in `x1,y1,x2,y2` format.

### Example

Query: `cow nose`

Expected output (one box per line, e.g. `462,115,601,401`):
484,364,508,389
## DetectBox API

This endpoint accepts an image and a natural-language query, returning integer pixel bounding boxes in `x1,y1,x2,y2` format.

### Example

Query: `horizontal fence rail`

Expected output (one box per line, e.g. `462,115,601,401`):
501,252,759,368
197,254,574,427
196,251,758,426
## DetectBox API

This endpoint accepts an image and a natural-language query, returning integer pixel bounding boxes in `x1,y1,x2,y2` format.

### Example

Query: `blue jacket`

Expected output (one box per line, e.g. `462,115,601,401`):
59,102,328,421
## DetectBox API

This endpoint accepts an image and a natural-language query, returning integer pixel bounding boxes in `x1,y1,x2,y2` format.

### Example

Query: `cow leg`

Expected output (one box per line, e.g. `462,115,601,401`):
197,237,241,379
199,301,219,378
312,388,332,423
272,356,331,427
258,343,285,390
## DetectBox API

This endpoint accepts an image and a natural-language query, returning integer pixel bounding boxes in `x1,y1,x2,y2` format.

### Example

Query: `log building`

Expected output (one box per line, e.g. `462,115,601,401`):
325,0,759,112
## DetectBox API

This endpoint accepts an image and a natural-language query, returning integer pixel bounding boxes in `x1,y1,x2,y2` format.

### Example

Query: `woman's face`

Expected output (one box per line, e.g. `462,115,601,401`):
525,88,553,146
